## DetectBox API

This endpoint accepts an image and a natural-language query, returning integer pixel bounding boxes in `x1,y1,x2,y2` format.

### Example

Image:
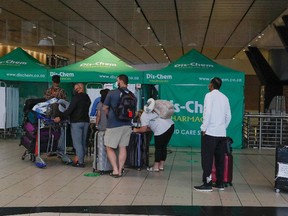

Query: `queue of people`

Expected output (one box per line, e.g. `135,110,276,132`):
45,73,230,193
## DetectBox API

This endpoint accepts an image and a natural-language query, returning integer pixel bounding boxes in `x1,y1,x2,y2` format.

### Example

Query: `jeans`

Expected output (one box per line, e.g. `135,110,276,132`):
57,127,65,154
70,122,89,164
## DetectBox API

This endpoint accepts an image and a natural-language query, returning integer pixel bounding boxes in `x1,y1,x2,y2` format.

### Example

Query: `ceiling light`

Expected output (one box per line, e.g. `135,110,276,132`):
84,41,93,46
38,38,54,46
147,25,151,30
136,7,141,13
32,24,37,29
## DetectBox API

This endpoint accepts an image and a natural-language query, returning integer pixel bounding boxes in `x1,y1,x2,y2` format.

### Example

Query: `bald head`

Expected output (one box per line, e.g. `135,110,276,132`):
74,83,84,94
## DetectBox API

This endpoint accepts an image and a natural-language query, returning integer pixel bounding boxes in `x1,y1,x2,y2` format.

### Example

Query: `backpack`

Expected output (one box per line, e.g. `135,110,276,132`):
154,100,174,119
114,88,137,121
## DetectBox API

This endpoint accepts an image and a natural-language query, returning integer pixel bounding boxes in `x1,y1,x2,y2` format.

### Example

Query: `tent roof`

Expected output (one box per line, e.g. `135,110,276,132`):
0,47,49,82
50,48,142,83
144,49,245,85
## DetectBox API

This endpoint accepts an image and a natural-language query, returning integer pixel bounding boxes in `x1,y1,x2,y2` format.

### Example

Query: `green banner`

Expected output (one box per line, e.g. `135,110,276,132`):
160,83,244,149
0,48,49,82
49,48,142,84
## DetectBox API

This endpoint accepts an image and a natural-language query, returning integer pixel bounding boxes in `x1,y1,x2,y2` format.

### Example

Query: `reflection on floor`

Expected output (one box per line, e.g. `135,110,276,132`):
0,139,287,216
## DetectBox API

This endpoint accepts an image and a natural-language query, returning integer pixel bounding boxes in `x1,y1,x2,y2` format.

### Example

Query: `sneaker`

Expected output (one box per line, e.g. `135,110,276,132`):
72,162,85,168
194,184,213,192
213,184,225,191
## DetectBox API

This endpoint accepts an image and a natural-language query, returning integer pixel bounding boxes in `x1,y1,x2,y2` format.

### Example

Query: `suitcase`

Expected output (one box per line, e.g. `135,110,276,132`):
212,153,233,186
20,135,35,153
125,132,149,169
92,131,112,174
23,98,46,114
275,145,288,193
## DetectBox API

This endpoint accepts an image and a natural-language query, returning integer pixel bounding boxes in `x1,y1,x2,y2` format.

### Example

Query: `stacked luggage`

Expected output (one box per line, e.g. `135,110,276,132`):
275,145,288,193
20,98,61,165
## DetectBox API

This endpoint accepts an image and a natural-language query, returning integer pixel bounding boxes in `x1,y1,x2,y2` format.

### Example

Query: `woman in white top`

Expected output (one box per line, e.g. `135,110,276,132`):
133,98,174,172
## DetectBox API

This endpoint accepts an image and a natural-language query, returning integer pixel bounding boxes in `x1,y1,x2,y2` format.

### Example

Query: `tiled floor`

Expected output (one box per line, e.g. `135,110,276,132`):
0,138,288,216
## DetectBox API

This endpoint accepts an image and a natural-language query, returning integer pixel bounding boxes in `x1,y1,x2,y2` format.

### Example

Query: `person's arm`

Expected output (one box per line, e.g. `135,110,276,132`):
225,98,232,128
102,104,109,117
95,107,101,128
200,94,212,134
133,125,150,133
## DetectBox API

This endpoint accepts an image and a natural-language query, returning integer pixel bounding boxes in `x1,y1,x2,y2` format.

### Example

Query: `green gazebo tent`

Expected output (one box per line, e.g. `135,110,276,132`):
144,49,245,149
49,48,142,84
0,47,49,82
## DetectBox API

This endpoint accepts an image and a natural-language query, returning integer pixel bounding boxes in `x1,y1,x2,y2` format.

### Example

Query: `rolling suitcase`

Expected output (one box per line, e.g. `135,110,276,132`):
212,154,233,186
275,145,288,193
92,131,112,174
125,132,149,170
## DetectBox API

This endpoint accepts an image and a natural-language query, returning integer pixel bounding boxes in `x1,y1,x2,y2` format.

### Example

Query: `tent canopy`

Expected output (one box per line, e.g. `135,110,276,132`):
0,47,49,82
49,48,142,83
144,49,244,85
143,49,245,149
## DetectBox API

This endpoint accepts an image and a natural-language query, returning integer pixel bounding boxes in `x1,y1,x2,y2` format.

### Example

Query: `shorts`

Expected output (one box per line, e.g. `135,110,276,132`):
104,126,132,149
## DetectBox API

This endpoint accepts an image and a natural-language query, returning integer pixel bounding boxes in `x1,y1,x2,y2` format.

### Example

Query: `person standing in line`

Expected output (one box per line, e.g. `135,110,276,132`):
44,75,67,100
103,74,135,177
54,83,91,167
133,98,174,172
95,89,110,131
44,75,67,157
194,77,231,192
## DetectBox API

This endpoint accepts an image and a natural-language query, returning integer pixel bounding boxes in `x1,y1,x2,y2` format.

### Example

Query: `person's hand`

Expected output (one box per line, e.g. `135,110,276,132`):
53,117,61,123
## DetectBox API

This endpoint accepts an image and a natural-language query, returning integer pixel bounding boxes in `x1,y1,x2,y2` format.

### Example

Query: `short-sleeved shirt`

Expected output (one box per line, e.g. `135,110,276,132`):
44,86,67,100
140,111,174,136
104,88,133,128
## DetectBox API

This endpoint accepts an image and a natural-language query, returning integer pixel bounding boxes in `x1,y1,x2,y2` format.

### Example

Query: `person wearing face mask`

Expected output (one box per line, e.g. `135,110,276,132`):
103,74,136,177
54,83,91,167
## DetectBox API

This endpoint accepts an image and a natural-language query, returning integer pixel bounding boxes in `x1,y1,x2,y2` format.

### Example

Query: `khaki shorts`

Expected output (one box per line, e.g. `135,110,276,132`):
104,126,132,149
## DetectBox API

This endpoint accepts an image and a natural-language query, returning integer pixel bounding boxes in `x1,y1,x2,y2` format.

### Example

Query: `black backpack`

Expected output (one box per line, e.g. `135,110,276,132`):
114,88,137,121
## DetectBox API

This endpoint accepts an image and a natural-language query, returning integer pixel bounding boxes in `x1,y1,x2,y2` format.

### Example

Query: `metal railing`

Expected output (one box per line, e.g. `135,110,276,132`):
243,113,288,149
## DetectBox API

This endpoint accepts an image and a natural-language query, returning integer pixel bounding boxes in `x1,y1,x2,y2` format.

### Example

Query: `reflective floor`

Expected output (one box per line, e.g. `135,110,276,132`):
0,138,287,216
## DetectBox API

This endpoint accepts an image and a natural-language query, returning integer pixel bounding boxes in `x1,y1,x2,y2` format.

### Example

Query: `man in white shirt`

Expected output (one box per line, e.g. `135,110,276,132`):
194,77,231,192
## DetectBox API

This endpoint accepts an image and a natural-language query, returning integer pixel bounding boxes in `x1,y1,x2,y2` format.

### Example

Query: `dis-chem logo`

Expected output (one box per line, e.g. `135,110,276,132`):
80,62,117,67
0,60,27,65
174,62,214,69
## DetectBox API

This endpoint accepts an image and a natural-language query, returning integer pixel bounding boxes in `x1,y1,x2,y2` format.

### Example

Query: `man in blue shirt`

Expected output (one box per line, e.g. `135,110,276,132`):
103,74,135,177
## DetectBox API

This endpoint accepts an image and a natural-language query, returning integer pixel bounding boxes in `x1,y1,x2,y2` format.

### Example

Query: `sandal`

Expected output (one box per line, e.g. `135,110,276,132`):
159,167,164,171
110,172,120,178
147,167,159,172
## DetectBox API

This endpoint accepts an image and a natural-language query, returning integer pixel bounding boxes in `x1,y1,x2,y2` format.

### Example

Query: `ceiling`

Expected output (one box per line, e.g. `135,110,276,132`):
0,0,288,66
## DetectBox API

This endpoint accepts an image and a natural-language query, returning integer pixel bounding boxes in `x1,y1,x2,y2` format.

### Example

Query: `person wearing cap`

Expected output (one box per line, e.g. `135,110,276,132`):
194,77,231,192
133,98,174,172
44,75,67,100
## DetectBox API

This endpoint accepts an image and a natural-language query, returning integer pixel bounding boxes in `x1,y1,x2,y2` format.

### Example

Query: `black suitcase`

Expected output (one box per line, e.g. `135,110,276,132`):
125,132,149,169
275,145,288,193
